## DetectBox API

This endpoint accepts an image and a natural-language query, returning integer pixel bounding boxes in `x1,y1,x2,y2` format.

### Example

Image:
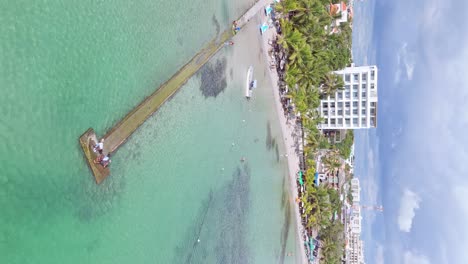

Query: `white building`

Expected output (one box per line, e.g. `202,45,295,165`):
347,234,365,264
349,178,362,235
346,178,365,264
350,178,361,204
318,65,378,130
349,206,362,234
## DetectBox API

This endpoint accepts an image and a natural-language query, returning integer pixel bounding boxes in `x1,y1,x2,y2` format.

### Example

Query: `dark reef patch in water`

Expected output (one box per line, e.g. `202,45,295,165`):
279,200,291,264
175,163,251,263
281,176,287,210
275,143,280,162
175,190,214,264
212,15,220,36
74,173,126,223
266,121,278,151
176,36,183,46
199,58,227,98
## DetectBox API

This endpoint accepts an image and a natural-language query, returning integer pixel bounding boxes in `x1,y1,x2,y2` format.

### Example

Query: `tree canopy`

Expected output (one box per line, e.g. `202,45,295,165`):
275,0,353,262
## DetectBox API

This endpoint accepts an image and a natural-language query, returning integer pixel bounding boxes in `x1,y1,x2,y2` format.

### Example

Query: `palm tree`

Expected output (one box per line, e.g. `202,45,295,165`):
286,83,309,115
277,19,297,51
275,0,306,15
320,72,344,97
321,153,341,174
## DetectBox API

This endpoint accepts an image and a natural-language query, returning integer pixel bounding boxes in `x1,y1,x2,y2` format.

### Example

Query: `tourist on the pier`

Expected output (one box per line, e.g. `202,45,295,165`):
93,153,110,167
100,154,111,168
93,138,104,154
93,154,104,164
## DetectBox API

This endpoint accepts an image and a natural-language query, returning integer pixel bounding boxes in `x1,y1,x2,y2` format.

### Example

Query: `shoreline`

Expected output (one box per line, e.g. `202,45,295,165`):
259,20,309,264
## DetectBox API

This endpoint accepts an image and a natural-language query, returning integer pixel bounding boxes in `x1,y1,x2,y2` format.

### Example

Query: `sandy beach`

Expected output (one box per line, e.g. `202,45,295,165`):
258,11,309,264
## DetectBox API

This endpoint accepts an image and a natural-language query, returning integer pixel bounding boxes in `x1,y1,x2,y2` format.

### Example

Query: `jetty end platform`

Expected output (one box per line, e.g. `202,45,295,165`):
79,128,110,184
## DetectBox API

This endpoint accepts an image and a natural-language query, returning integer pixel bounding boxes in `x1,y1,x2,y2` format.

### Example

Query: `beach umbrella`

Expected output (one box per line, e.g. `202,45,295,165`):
265,5,273,16
260,23,269,34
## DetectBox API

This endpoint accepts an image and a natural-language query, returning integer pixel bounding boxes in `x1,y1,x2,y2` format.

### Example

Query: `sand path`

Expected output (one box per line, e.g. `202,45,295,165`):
259,13,310,264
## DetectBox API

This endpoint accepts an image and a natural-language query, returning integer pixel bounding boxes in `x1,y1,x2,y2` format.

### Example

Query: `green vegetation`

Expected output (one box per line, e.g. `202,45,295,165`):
275,0,352,168
319,221,345,263
321,153,341,174
275,0,353,262
347,184,354,204
334,130,354,159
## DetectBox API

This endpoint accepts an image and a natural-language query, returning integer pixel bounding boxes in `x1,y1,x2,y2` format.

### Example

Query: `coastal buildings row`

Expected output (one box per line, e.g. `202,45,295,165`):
345,178,365,264
318,65,378,130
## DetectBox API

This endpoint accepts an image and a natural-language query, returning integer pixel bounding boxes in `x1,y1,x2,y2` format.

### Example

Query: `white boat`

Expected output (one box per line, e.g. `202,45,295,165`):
245,66,257,98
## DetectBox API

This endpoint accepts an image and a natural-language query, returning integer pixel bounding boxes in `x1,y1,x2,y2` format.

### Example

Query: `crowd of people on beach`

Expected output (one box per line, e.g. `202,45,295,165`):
232,21,241,34
92,138,111,168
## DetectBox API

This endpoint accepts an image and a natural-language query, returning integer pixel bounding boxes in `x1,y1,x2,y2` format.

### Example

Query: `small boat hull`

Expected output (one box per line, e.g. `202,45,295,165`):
246,66,254,98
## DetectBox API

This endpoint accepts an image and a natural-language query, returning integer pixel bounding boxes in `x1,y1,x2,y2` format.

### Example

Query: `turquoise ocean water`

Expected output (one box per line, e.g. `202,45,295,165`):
0,0,300,263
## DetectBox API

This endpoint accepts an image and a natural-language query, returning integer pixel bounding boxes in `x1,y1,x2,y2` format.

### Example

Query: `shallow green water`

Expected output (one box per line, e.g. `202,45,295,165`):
0,1,299,263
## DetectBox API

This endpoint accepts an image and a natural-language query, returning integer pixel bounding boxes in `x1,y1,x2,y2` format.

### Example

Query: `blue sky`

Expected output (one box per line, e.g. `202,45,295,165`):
352,0,468,263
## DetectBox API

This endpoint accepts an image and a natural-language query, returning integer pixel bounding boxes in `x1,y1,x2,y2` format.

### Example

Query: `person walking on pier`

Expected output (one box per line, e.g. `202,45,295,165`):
93,138,104,154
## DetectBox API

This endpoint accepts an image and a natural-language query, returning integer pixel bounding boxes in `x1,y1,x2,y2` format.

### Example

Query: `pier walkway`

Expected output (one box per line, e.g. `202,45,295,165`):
80,0,273,184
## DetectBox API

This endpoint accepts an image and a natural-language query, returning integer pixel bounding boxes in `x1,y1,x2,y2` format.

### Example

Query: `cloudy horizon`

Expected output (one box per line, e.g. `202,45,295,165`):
352,0,467,263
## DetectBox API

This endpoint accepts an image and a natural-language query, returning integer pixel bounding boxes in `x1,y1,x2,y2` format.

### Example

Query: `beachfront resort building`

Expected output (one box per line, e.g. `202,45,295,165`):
318,65,378,130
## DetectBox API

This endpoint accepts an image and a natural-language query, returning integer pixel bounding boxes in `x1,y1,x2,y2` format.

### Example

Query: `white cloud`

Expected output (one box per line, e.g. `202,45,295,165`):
361,137,381,225
399,42,416,80
403,251,430,264
453,186,468,216
393,126,403,137
376,244,385,264
398,189,421,232
394,68,401,84
405,59,415,80
366,148,378,203
396,43,416,81
420,0,442,30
